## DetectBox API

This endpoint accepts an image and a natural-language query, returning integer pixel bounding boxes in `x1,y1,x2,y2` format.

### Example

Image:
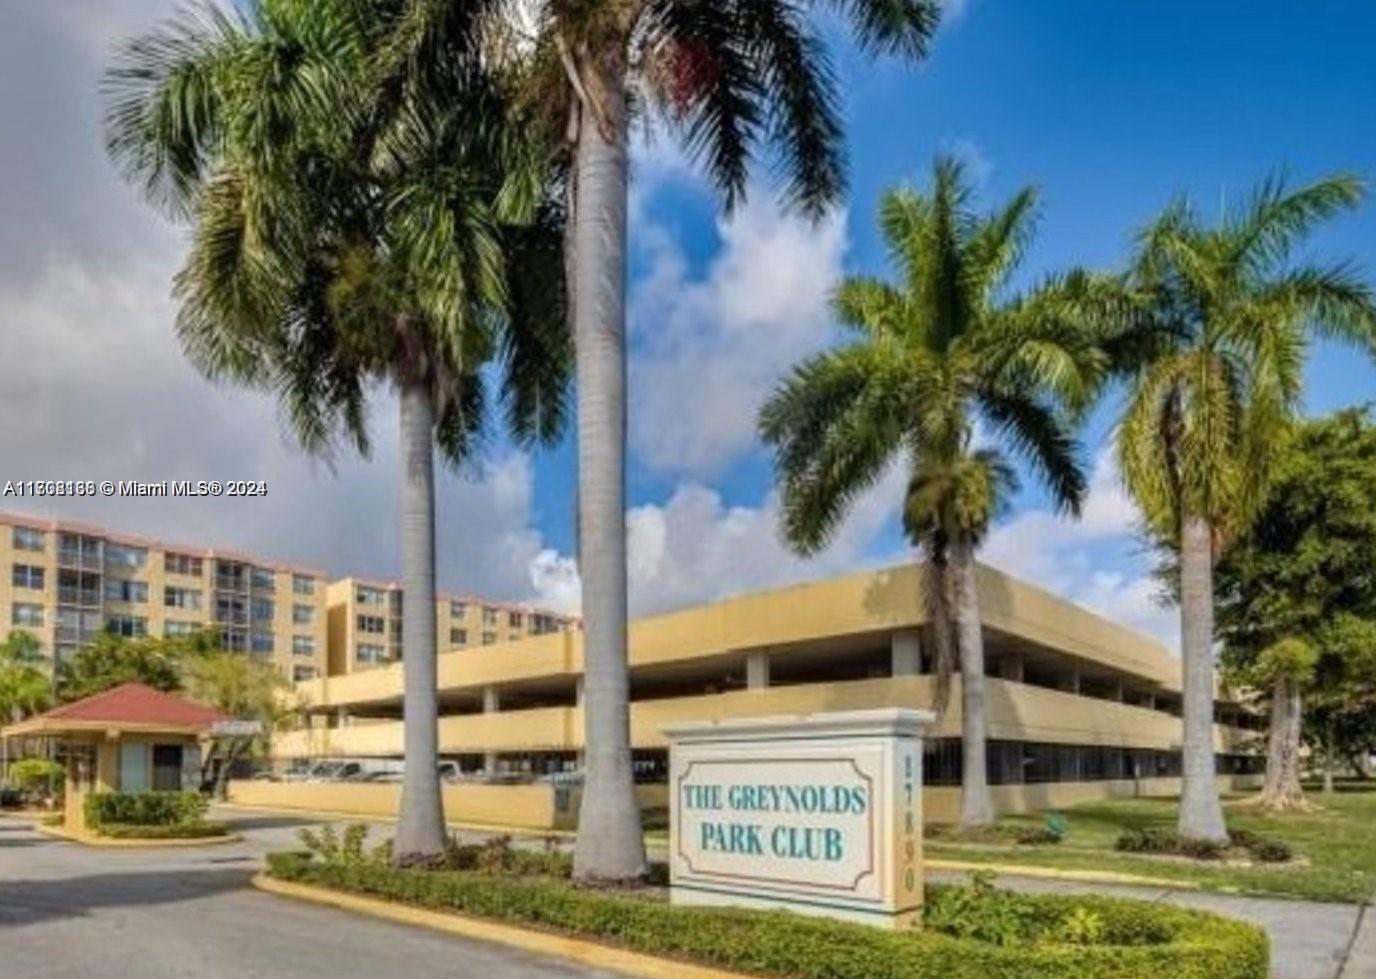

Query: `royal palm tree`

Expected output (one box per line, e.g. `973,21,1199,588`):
1114,173,1376,842
104,0,569,864
760,158,1107,827
465,0,942,882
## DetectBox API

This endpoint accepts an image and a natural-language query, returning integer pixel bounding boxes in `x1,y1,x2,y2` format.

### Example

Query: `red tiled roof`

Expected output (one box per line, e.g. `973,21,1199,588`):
36,682,226,729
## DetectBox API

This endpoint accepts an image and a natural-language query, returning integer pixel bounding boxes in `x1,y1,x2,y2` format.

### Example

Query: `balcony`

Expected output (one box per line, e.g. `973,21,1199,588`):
57,550,102,571
57,588,101,607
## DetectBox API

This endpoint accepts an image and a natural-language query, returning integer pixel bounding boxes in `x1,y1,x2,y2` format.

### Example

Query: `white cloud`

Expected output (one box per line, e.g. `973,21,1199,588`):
628,196,848,477
980,448,1178,651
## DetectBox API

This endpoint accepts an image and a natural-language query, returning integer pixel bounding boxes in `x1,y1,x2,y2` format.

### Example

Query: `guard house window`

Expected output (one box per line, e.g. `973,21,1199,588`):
357,614,385,634
12,603,44,628
11,564,45,590
13,526,45,552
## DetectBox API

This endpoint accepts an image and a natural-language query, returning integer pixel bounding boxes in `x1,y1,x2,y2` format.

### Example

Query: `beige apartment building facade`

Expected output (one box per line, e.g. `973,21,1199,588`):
1,511,328,682
326,577,576,675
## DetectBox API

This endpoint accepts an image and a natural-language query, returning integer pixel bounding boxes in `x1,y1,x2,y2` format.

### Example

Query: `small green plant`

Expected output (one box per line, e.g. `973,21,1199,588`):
923,871,1040,946
1057,907,1108,945
298,823,384,868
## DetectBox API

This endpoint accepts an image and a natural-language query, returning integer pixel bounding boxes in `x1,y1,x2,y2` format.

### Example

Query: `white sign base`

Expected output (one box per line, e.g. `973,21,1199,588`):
666,708,934,929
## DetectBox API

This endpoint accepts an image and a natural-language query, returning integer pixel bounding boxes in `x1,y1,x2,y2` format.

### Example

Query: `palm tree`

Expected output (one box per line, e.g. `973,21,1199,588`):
470,0,942,882
104,0,569,864
1114,173,1376,842
760,158,1107,827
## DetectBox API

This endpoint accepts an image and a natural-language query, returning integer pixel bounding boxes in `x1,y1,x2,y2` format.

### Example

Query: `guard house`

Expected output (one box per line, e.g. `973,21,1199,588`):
1,682,225,832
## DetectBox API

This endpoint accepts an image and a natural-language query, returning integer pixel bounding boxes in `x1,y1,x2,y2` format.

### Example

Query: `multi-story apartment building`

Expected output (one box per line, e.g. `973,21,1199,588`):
326,577,576,675
278,562,1265,824
0,512,328,682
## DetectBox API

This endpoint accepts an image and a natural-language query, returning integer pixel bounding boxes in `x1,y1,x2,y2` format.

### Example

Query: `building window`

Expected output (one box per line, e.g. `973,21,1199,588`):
164,586,201,611
216,594,247,624
357,643,387,666
449,601,467,618
292,604,315,625
12,603,44,628
250,598,274,621
251,632,274,653
165,552,204,577
215,561,247,591
508,611,523,629
357,614,385,634
450,628,468,647
292,635,316,657
482,607,498,627
250,567,275,590
220,629,247,652
11,564,45,590
357,585,386,605
481,631,496,645
13,526,45,552
106,614,148,638
104,578,149,604
164,620,199,638
104,544,148,570
292,574,315,596
293,665,318,683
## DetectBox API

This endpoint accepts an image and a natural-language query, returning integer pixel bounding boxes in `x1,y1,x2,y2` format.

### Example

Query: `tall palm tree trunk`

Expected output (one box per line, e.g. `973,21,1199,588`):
1260,676,1304,810
951,536,993,828
394,377,446,864
1177,512,1228,842
570,45,646,883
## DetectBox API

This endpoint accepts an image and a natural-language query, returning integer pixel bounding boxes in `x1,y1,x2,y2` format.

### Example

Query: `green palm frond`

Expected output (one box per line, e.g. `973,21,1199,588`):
1229,172,1366,276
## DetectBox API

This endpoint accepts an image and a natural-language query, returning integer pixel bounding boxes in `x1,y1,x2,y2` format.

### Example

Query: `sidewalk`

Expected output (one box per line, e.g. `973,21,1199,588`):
926,869,1370,979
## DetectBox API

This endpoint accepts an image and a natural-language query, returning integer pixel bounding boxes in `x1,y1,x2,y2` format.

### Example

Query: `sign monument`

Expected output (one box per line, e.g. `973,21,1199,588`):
666,708,935,929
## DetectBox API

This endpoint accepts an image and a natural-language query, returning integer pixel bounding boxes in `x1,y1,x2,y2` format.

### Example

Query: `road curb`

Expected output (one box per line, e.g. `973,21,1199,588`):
251,873,751,979
35,823,241,848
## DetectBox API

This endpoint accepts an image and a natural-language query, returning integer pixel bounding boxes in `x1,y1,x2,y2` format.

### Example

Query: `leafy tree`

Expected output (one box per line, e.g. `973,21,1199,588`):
183,643,300,797
1112,175,1376,841
55,633,189,702
0,632,53,782
1216,408,1376,807
760,159,1107,827
105,0,569,864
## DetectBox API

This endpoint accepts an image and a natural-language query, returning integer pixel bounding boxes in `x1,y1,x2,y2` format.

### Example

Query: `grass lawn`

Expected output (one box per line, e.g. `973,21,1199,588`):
924,786,1376,903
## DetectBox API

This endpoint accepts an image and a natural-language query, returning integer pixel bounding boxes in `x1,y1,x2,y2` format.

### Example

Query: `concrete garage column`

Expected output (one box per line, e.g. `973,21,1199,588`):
335,707,349,728
998,652,1024,683
746,651,771,691
891,631,921,677
483,686,500,775
1061,668,1081,695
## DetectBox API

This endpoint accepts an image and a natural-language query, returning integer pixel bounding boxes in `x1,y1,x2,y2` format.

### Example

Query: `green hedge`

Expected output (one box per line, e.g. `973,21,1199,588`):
83,791,208,829
97,821,228,839
266,853,1267,979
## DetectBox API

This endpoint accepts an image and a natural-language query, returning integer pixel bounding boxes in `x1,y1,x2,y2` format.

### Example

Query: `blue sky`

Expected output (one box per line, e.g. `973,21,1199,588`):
2,0,1373,647
527,0,1376,636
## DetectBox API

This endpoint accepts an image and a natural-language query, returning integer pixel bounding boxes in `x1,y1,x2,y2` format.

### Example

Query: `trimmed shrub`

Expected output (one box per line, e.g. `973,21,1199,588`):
1014,827,1064,846
1247,839,1293,864
84,791,208,829
97,821,228,839
266,846,1268,979
1115,827,1289,864
1114,828,1179,854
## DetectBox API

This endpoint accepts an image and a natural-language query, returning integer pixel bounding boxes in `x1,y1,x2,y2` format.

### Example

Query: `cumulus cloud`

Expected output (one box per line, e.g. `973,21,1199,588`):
980,448,1178,651
628,197,848,477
